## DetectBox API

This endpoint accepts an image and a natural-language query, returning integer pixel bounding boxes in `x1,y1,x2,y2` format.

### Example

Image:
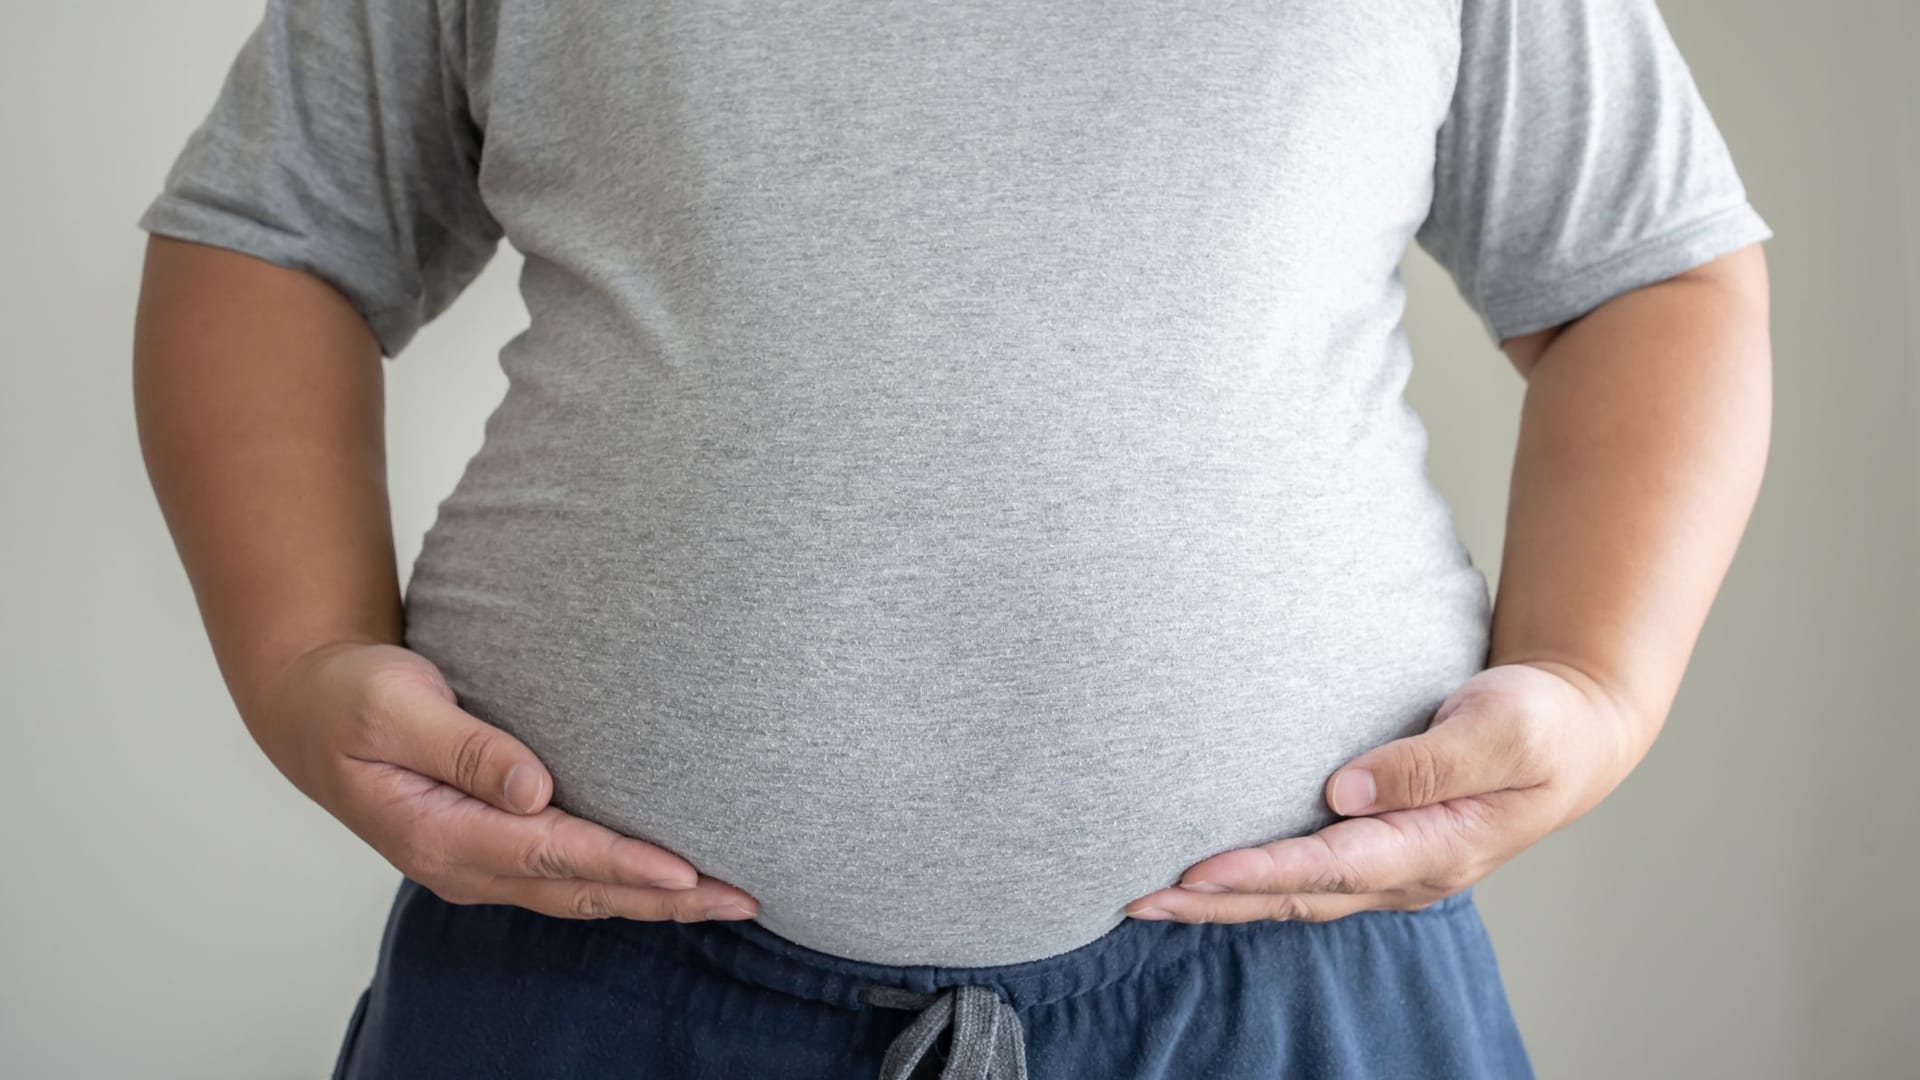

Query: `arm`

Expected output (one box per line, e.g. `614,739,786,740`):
1489,242,1772,817
1122,0,1777,921
133,236,402,721
1126,245,1773,920
133,236,756,921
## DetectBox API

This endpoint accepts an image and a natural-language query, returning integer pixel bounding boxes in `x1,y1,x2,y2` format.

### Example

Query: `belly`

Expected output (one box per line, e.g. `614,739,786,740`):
401,355,1491,967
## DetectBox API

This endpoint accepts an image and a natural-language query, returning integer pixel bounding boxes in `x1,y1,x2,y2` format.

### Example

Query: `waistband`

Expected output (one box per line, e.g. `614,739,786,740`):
609,885,1477,1013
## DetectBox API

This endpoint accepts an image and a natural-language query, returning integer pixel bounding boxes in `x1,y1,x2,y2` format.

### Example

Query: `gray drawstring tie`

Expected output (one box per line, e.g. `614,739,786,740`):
862,983,1029,1080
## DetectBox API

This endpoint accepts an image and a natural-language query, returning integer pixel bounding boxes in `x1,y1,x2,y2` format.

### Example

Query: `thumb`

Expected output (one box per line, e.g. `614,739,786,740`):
371,678,554,815
1325,701,1528,816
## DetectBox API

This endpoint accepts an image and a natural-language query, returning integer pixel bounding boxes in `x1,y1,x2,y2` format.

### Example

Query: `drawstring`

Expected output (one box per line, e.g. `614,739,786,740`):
861,983,1029,1080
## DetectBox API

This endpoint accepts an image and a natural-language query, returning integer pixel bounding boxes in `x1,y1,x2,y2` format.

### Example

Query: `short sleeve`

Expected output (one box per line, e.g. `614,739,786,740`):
1414,0,1774,345
135,0,502,359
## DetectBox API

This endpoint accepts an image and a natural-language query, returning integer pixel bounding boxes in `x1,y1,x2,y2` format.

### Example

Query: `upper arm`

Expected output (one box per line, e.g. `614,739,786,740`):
1415,0,1773,363
134,0,502,361
1498,241,1772,380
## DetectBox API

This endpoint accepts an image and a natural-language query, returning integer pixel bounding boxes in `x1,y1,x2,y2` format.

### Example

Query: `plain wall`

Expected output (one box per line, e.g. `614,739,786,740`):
2,2,1914,1076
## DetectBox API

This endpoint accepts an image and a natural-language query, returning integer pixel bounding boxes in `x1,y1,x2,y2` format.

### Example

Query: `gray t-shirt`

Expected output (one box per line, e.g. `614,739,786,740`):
139,0,1771,966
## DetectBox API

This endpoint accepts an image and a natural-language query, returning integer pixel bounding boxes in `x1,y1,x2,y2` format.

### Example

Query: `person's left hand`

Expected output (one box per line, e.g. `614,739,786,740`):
1123,661,1645,923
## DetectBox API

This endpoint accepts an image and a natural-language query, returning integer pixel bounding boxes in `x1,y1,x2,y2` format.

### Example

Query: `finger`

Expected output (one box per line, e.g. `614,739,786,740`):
1124,889,1405,924
1172,796,1505,897
449,805,704,891
1325,697,1538,816
360,675,554,815
478,875,761,922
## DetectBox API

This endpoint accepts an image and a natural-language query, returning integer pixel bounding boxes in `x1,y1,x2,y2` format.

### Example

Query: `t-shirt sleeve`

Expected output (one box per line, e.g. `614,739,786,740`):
1414,0,1774,345
134,0,502,359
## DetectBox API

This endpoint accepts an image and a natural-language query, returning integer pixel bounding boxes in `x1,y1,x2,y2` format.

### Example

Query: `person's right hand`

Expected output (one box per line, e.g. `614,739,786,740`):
243,640,761,922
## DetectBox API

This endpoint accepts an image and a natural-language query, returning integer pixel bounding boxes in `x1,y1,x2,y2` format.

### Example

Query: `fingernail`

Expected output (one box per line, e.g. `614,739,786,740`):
1179,880,1230,894
1128,906,1172,920
705,905,755,920
1331,768,1376,815
502,765,542,813
648,877,698,891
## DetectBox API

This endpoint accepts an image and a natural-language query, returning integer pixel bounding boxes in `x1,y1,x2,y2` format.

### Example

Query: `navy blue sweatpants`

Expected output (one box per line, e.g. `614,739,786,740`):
332,877,1533,1078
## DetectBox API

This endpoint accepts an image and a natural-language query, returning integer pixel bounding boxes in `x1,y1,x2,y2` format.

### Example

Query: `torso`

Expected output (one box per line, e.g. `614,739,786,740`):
404,0,1489,966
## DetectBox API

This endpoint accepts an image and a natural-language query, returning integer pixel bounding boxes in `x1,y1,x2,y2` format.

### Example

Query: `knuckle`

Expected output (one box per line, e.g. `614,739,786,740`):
1307,868,1358,895
449,729,493,793
1308,835,1367,895
1271,895,1315,922
1403,740,1447,805
566,883,613,920
521,832,573,879
1325,864,1365,895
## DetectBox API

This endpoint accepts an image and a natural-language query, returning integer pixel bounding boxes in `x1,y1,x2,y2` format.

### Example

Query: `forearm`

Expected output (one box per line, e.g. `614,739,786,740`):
132,235,403,727
1487,245,1772,801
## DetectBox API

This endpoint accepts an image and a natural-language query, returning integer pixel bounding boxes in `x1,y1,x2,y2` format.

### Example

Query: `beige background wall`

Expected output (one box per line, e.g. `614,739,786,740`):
2,2,1914,1076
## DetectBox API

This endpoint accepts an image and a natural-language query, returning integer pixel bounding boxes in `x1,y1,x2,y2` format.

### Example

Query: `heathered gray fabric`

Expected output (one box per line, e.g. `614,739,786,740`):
139,0,1771,966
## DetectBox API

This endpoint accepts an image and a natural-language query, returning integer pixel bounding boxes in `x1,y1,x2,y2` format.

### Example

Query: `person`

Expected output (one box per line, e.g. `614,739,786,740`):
131,0,1773,1075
